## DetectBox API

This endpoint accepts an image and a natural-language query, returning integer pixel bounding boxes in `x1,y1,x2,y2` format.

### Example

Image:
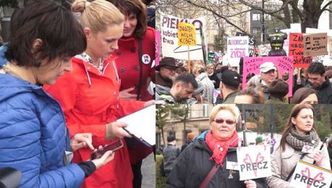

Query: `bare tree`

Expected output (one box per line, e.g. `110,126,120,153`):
180,0,332,33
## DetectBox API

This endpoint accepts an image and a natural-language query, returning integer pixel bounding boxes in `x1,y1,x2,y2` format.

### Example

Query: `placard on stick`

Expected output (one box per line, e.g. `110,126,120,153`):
177,22,196,46
237,145,272,180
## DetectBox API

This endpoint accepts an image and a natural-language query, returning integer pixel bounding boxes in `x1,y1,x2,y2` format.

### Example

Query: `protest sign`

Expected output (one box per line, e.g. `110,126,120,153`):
178,22,196,46
237,145,272,180
243,56,294,96
289,33,312,68
289,160,332,188
225,36,249,67
303,33,328,57
155,30,161,66
160,13,206,60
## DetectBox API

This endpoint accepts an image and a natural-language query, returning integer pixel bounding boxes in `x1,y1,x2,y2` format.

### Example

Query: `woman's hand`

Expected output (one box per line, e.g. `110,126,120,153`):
119,87,137,99
244,180,257,188
71,133,94,151
106,121,131,139
313,150,324,165
91,149,115,169
144,100,155,107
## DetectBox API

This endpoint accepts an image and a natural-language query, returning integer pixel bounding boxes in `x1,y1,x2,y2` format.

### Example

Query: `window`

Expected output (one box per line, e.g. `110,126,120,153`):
252,13,261,21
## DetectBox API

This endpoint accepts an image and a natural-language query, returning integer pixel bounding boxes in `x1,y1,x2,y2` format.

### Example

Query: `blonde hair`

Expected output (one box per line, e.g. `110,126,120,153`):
71,0,124,33
192,64,206,75
209,104,241,125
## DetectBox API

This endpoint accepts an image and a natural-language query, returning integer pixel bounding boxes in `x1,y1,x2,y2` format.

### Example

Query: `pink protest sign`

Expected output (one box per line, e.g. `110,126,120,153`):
243,56,294,96
155,30,161,67
289,33,312,68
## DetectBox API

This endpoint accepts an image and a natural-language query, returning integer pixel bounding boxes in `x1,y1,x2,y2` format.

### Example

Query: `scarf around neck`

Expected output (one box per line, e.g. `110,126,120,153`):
205,130,239,165
286,127,320,151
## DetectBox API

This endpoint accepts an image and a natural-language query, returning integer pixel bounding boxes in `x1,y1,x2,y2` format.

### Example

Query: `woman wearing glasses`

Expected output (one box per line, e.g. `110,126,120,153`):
166,104,266,188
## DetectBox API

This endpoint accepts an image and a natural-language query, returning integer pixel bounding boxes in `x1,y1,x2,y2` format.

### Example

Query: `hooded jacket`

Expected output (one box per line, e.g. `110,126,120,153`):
45,54,145,188
0,46,85,188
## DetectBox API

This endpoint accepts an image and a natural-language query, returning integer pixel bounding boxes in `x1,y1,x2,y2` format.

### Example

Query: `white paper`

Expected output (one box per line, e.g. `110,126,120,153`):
117,105,156,146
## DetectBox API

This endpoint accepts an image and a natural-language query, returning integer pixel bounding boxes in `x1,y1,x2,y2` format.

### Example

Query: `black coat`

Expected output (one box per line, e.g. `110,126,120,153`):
166,137,267,188
315,79,332,104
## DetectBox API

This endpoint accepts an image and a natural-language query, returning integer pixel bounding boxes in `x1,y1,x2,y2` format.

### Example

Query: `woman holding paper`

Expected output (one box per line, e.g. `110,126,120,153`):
166,104,266,188
45,0,150,187
267,103,331,188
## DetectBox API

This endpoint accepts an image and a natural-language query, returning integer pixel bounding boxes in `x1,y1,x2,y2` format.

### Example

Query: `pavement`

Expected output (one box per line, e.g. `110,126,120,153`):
141,153,156,188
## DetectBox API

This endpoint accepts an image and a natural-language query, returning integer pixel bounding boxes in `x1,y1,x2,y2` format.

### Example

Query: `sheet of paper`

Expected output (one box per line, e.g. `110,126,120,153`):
117,105,156,146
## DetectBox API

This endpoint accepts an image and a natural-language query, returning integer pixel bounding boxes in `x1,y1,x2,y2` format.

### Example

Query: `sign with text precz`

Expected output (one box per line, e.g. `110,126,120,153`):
289,160,332,188
237,145,272,180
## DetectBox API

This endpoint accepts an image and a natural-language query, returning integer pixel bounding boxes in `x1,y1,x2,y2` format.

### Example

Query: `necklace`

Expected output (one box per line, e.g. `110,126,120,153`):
81,53,104,74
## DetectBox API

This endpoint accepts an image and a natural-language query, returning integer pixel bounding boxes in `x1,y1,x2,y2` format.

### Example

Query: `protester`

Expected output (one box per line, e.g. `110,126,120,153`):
192,64,215,103
157,73,198,104
0,1,114,187
218,69,241,104
155,57,179,99
106,0,155,185
267,103,331,187
167,104,267,187
265,79,288,104
162,135,180,177
107,0,155,101
247,62,278,100
206,63,220,89
45,0,149,187
234,87,265,104
290,87,318,104
307,62,332,104
181,131,196,152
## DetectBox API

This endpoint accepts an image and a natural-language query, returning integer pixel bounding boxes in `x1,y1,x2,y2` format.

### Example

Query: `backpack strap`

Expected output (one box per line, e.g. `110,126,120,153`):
199,165,220,188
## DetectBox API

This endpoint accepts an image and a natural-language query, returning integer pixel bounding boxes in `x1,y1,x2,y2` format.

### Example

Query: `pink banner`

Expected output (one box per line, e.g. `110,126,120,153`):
155,30,161,67
243,56,294,96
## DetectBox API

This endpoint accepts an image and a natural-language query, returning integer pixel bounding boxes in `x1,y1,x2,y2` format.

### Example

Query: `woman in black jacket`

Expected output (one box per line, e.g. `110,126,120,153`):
166,104,267,188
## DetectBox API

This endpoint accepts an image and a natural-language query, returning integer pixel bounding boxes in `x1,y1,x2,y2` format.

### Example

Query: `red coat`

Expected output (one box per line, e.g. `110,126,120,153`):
45,55,144,188
114,26,155,101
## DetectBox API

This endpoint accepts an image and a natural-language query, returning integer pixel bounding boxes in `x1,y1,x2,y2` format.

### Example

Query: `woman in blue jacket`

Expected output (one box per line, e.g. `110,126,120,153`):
0,1,114,187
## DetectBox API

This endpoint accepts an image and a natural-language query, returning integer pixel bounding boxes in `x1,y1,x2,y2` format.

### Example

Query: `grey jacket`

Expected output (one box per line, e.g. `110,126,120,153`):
267,142,331,188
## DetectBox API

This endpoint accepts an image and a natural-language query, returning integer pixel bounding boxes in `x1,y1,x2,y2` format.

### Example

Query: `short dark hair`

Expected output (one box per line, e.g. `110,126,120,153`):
307,62,325,76
5,0,86,67
174,73,198,89
167,135,176,142
107,0,147,39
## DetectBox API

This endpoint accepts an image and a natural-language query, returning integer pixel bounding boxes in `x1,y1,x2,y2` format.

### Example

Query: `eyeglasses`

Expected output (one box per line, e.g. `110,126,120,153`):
214,118,236,125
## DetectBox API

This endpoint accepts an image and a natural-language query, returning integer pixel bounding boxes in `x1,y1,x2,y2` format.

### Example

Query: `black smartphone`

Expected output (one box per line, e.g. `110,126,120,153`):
91,139,124,160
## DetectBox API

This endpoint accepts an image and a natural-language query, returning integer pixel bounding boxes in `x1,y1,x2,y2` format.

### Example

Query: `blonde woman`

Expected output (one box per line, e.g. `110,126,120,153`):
46,0,149,187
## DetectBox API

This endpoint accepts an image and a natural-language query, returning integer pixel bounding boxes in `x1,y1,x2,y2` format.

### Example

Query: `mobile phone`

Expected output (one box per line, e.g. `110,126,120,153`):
91,139,124,160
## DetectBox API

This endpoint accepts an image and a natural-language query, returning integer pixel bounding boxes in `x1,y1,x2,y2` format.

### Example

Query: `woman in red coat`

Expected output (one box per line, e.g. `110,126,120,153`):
108,0,155,101
106,1,155,187
45,0,149,187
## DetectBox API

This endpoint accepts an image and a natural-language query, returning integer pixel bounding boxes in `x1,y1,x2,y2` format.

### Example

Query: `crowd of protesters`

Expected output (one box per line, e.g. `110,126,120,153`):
154,57,332,105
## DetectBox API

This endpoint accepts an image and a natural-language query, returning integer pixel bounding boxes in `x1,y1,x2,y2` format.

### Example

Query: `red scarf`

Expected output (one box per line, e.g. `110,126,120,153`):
205,130,239,165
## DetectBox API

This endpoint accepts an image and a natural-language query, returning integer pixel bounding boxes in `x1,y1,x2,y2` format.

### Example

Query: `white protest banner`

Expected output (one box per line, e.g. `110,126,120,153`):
237,145,271,180
226,36,249,67
160,13,206,60
303,33,328,57
289,160,332,188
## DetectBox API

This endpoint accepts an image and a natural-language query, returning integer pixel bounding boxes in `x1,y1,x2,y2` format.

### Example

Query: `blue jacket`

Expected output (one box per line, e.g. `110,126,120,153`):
0,46,85,187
